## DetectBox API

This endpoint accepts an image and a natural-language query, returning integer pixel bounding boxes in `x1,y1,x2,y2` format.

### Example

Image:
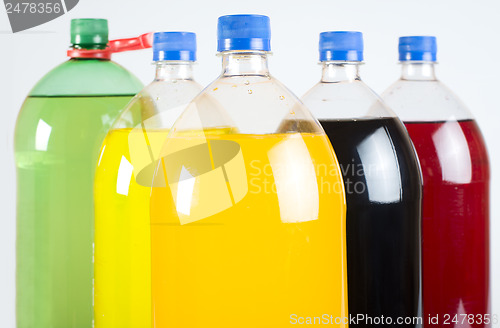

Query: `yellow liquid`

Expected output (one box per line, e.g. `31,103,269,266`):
94,128,170,328
150,132,348,328
94,127,237,328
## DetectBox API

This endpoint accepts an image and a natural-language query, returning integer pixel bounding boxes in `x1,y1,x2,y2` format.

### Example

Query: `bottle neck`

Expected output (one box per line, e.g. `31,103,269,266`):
221,51,270,76
400,62,437,81
72,45,107,50
155,61,195,81
321,62,361,83
68,43,110,60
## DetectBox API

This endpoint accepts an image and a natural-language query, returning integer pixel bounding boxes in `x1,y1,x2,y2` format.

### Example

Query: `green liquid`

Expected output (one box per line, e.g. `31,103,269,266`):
15,95,134,328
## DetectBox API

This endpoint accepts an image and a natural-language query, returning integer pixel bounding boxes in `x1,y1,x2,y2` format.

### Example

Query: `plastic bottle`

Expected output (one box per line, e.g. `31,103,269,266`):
149,15,348,328
382,36,490,328
14,19,148,328
94,31,202,328
301,31,422,327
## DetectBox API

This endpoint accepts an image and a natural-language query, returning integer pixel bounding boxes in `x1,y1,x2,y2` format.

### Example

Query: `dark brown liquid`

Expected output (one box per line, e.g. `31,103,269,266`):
320,118,422,327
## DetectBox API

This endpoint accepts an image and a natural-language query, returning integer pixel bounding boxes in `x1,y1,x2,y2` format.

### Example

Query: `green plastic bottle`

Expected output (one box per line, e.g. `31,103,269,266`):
14,19,145,328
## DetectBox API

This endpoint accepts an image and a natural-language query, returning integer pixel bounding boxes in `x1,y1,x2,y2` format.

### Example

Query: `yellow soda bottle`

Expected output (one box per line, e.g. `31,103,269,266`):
94,32,202,328
149,15,348,328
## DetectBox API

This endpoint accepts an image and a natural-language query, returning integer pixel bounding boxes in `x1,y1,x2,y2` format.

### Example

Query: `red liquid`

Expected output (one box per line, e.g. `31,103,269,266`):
405,120,490,328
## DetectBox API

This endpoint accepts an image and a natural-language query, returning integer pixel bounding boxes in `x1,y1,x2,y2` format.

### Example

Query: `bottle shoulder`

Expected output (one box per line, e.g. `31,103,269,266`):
301,80,397,120
382,79,473,122
112,79,204,130
175,74,321,134
142,79,203,100
205,74,300,101
29,59,144,97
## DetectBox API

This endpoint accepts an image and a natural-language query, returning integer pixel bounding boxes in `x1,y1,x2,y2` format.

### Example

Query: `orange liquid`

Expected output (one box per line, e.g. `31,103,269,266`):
150,132,348,328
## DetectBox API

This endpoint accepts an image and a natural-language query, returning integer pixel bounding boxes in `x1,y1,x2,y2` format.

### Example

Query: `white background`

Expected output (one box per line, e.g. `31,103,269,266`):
1,0,499,326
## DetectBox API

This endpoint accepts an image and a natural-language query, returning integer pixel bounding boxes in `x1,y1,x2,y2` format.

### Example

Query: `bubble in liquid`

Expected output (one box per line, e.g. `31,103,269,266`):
247,90,253,94
279,96,285,100
244,80,250,85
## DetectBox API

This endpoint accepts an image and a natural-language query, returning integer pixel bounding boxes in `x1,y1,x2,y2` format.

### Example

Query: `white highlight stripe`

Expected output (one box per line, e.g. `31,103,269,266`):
61,0,68,13
116,156,134,196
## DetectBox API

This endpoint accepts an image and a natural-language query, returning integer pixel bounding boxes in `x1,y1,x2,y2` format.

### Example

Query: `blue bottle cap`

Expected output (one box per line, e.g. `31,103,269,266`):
153,32,196,61
319,31,364,62
399,36,437,62
217,14,271,52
